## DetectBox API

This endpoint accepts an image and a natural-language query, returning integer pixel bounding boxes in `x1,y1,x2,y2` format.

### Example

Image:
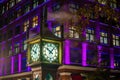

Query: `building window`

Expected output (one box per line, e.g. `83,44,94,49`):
7,3,9,10
114,54,120,69
86,28,94,42
69,26,79,38
69,3,79,13
52,25,61,38
101,52,110,67
8,44,12,56
9,0,15,8
87,49,97,66
14,57,18,73
32,16,38,28
6,58,11,74
2,6,5,14
22,57,27,71
15,25,21,35
16,0,21,3
112,34,120,46
52,3,61,11
8,30,13,39
16,7,21,18
22,38,27,52
24,20,29,32
24,4,30,13
70,42,82,64
110,0,117,8
100,32,108,44
33,0,39,8
15,42,20,54
98,0,106,5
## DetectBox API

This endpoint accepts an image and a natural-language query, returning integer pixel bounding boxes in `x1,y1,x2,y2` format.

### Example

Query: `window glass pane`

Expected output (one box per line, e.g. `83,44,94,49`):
104,38,107,44
86,34,89,40
32,16,38,28
33,0,39,8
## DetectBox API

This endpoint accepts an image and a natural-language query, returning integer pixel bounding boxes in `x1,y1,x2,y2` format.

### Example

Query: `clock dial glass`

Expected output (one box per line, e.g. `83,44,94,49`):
31,43,40,62
43,43,58,62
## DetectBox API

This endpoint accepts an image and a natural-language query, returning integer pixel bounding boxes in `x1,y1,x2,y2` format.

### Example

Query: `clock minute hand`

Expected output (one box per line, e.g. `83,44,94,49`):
46,47,53,54
33,49,37,54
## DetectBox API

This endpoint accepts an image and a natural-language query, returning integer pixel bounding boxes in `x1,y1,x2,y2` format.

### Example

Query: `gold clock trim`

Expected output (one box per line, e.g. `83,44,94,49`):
42,39,62,64
27,39,40,64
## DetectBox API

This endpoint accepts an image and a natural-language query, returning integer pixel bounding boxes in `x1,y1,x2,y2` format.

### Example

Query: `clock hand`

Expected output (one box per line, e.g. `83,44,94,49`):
46,47,53,54
33,49,37,54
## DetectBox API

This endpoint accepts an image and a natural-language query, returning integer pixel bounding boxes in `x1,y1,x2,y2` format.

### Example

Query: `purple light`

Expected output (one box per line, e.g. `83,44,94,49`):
18,54,21,72
48,21,52,31
11,56,14,74
65,40,70,64
98,45,102,66
82,42,87,66
27,66,31,71
110,48,114,69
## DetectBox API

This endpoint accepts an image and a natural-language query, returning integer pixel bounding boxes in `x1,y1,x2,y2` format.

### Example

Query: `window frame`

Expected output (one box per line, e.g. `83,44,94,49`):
100,31,108,44
112,34,120,46
86,28,95,42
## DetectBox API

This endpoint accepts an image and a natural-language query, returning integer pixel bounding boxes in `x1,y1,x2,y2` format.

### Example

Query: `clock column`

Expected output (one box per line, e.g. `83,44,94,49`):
27,38,62,80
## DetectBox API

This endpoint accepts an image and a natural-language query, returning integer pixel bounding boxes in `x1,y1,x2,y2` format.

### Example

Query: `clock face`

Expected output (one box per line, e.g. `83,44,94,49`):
43,43,58,63
31,43,40,62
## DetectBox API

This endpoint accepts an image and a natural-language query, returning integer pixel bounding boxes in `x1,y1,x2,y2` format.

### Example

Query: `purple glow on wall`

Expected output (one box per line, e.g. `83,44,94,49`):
11,56,14,74
65,40,70,64
98,45,102,65
110,48,114,69
82,42,87,66
18,54,21,72
27,66,31,71
48,21,52,31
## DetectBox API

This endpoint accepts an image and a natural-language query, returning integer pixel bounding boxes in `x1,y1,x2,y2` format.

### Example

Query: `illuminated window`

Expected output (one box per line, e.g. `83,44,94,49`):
15,42,20,54
16,0,21,3
110,0,117,8
100,32,108,44
22,38,27,52
112,34,120,46
2,6,5,14
32,16,38,28
52,25,61,38
33,0,39,8
7,3,9,10
8,44,12,56
98,0,106,5
24,20,29,32
9,0,15,8
69,26,79,38
86,28,94,42
24,4,30,13
69,3,79,13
